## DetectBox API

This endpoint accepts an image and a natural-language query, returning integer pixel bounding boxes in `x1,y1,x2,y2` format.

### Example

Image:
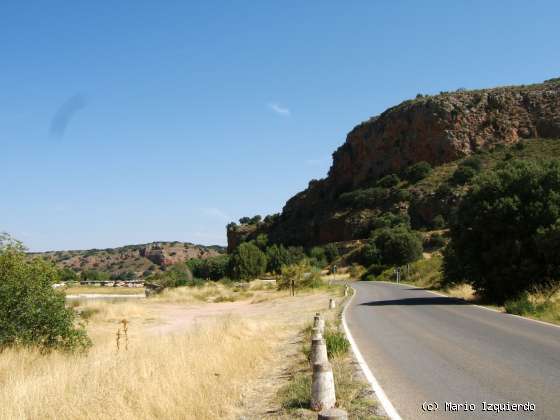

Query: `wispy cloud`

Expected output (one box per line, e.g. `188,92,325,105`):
201,207,230,221
49,93,87,138
268,102,291,116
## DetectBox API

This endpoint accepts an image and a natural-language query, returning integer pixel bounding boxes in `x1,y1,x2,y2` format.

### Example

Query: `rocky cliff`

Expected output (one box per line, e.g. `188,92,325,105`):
328,79,560,192
228,78,560,249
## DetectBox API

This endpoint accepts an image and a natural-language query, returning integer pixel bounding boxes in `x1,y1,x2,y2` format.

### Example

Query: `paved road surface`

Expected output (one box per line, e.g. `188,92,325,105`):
345,282,560,420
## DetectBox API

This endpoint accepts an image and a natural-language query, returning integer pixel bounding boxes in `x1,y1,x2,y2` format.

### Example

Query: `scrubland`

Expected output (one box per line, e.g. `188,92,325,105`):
0,280,370,419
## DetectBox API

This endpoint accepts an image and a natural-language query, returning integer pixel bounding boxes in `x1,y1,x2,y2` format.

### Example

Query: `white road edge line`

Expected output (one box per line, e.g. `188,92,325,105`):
341,286,403,420
376,280,560,330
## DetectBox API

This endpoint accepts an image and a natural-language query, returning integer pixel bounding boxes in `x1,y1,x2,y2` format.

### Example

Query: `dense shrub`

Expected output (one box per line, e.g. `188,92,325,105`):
58,267,78,282
451,165,477,185
377,174,400,188
187,255,229,280
404,161,432,183
435,182,453,198
228,242,267,280
360,240,380,267
254,234,268,250
348,263,365,279
371,226,423,266
445,160,560,302
431,214,445,229
277,260,323,291
0,236,91,352
339,187,389,208
286,246,306,264
461,156,483,172
266,244,291,274
370,212,410,231
324,243,339,263
361,264,390,280
391,189,411,203
80,269,110,281
147,263,193,288
308,246,327,268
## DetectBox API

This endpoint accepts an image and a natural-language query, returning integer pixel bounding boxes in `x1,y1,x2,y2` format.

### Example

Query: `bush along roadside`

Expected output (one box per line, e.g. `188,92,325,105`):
277,287,385,419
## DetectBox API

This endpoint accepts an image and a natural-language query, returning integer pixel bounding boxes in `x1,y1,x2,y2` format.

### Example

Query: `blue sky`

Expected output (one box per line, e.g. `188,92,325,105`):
1,1,559,251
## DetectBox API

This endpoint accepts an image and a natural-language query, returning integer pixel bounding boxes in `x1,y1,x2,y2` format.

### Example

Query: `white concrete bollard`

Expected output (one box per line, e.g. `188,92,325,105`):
318,408,348,420
344,286,349,297
311,327,322,340
311,362,336,411
311,338,328,365
313,314,325,333
329,298,336,309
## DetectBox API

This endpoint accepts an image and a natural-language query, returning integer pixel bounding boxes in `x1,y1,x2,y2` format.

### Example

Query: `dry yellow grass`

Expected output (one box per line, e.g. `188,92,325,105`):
153,282,242,303
65,286,145,295
0,317,272,420
444,283,476,301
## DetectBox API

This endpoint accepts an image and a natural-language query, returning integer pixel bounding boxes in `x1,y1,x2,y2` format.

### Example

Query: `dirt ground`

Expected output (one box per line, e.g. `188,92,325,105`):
145,291,341,418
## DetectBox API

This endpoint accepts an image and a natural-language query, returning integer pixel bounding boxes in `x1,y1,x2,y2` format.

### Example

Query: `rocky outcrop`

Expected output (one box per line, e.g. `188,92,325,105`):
329,79,560,191
227,78,560,249
34,241,225,278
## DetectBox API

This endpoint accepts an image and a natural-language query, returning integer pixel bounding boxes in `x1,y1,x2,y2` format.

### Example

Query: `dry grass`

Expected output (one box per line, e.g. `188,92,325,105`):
0,317,272,420
154,282,258,304
443,283,476,301
504,287,560,324
65,286,145,295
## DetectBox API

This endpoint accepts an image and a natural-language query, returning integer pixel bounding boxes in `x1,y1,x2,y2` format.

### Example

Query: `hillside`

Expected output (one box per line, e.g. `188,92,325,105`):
228,78,560,249
31,242,225,279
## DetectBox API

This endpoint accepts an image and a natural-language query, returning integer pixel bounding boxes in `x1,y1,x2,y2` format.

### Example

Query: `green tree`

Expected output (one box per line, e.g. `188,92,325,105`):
324,243,339,263
404,161,432,183
58,267,78,282
445,160,560,302
370,212,410,231
0,234,91,352
228,242,267,280
188,255,230,280
308,246,327,267
277,260,322,293
266,244,291,274
249,215,262,224
372,226,423,266
360,240,381,267
377,174,400,188
254,233,268,250
451,165,477,185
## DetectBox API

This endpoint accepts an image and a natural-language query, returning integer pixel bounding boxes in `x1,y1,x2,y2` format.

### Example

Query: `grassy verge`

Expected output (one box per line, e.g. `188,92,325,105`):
0,317,271,420
276,287,384,419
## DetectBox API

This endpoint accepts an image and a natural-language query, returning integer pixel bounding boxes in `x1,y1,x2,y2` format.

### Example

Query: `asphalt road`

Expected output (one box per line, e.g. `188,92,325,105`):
345,281,560,420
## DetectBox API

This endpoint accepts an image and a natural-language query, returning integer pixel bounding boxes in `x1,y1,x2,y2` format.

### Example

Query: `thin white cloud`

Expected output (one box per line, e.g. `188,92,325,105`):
268,102,291,116
201,207,230,221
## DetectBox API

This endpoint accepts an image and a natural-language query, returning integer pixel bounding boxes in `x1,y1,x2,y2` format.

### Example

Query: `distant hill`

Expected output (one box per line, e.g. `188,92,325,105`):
31,241,225,279
228,77,560,249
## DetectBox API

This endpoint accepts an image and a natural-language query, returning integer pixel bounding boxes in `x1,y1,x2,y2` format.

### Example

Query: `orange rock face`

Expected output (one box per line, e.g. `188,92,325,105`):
329,80,560,191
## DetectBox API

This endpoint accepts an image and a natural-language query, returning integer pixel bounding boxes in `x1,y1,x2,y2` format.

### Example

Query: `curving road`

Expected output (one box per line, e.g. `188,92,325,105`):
345,281,560,420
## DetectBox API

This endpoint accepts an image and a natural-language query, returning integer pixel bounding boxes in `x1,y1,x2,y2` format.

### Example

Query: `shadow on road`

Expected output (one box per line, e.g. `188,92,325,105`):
360,296,468,306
